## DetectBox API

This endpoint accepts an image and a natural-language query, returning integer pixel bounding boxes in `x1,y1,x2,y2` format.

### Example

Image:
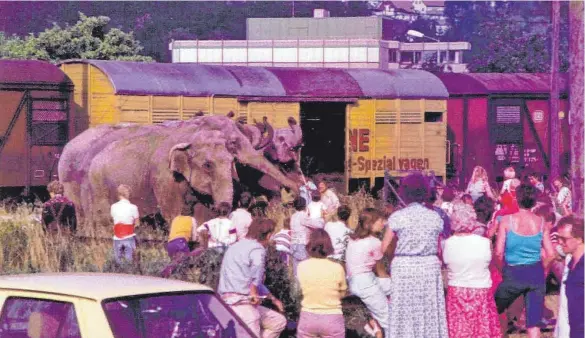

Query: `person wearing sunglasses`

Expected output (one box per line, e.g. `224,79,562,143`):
556,215,584,338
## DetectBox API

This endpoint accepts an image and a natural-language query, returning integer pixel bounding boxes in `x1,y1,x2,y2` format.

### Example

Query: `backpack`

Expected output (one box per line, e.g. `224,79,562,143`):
46,202,67,235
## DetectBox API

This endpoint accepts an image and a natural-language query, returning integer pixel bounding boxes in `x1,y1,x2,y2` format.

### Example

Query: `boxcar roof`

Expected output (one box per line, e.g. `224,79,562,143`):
0,60,72,86
59,59,448,99
437,73,568,96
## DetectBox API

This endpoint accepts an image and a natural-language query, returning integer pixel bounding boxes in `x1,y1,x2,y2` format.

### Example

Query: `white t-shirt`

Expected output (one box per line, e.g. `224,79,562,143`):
345,236,383,278
443,234,492,288
229,208,253,240
110,199,139,240
197,218,237,248
324,221,352,260
307,201,325,219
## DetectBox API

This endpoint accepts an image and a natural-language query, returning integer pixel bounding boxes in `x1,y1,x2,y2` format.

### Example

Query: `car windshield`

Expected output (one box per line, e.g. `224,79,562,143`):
102,291,254,338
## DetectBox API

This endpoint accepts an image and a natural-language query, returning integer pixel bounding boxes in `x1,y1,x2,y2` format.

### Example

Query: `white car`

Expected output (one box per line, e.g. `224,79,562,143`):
0,273,255,338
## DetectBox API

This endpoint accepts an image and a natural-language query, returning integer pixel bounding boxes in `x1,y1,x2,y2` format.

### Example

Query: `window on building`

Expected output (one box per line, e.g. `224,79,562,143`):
401,51,414,63
0,297,82,338
388,49,398,63
449,50,458,63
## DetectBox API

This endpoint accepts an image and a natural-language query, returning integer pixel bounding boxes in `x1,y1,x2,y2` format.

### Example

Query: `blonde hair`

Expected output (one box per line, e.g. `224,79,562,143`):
47,180,64,195
470,166,489,184
117,184,131,199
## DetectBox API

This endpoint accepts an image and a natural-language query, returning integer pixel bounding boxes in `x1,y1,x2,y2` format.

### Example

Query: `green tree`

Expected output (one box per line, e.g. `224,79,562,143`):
0,12,152,62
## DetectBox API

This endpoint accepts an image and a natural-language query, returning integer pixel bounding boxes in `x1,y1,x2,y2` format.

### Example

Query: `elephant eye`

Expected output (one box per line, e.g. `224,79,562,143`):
202,161,214,171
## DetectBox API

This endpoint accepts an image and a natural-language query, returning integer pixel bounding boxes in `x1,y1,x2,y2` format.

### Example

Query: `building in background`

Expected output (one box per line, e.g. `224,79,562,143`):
169,11,470,72
369,1,449,35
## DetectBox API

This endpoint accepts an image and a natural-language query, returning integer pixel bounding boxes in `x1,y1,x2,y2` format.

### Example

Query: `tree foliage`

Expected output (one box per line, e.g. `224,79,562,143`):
443,1,569,73
0,12,152,62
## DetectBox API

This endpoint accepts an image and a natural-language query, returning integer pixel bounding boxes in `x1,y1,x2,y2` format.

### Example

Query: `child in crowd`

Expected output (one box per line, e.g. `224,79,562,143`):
273,217,292,266
166,203,197,260
440,186,456,216
324,205,353,262
110,184,139,264
197,202,237,251
500,166,516,195
291,197,325,276
461,194,474,206
307,193,325,220
346,208,391,338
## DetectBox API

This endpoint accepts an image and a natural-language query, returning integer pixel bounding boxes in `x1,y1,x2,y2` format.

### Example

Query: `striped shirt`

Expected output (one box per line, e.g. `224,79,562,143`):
273,229,291,253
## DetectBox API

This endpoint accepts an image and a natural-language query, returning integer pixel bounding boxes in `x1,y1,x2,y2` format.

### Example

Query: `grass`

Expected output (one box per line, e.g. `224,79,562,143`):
0,192,558,338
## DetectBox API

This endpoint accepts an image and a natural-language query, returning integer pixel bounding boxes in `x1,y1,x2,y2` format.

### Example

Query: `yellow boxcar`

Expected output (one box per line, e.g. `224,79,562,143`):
58,60,448,193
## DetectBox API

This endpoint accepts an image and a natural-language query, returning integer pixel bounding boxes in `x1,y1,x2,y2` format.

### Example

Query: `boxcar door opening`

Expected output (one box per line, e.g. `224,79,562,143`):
300,102,347,176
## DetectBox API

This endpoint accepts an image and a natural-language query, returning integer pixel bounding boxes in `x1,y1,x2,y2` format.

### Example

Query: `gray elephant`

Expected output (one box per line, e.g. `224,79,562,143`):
259,117,304,191
58,123,163,221
80,116,299,228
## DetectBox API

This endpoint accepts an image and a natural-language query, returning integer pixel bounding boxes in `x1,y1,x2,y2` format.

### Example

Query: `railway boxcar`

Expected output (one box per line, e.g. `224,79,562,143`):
59,60,448,193
436,73,570,188
0,60,73,198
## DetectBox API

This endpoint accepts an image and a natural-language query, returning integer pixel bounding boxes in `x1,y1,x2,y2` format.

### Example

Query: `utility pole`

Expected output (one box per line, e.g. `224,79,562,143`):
550,0,560,183
569,0,584,215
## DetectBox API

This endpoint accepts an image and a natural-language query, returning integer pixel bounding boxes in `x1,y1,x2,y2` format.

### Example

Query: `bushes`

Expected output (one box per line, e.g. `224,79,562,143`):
0,192,377,335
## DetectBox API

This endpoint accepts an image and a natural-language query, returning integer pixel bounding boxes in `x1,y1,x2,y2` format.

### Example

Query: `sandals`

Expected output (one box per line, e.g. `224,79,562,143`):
363,319,382,337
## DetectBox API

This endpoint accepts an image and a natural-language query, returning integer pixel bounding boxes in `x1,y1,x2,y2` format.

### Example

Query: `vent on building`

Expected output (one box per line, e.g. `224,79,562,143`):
375,111,397,124
496,106,521,124
400,112,422,124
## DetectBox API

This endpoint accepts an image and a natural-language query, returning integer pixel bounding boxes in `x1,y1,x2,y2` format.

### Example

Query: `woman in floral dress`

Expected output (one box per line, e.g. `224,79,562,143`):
382,173,448,338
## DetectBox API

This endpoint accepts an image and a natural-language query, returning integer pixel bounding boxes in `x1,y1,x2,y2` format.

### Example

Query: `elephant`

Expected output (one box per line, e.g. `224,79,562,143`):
78,116,300,228
58,123,163,221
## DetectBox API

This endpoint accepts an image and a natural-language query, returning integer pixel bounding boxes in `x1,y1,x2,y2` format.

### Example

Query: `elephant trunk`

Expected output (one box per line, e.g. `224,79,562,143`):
238,151,300,193
211,170,234,207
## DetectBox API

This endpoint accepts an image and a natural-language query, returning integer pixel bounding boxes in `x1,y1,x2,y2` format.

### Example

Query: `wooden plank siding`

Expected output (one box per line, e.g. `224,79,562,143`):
59,63,89,135
247,102,300,128
347,98,447,187
88,67,116,126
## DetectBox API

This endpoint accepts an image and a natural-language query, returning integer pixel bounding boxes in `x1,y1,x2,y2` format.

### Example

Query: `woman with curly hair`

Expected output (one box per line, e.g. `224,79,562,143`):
443,202,501,338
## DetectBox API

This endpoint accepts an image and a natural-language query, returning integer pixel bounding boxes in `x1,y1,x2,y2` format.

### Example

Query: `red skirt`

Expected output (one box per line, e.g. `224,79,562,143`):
447,286,502,338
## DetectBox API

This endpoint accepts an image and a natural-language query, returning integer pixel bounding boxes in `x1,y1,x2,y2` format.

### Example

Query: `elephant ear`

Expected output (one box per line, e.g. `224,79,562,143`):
168,143,191,176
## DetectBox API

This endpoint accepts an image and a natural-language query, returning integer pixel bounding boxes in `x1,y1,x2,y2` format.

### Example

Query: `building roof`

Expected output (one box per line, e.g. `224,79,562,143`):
436,73,569,95
59,60,448,100
0,273,211,301
0,59,72,86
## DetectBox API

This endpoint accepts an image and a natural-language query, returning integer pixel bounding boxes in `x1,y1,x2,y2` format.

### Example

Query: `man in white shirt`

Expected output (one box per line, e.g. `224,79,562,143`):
324,205,353,261
198,202,237,250
110,184,139,264
318,181,340,217
229,192,253,240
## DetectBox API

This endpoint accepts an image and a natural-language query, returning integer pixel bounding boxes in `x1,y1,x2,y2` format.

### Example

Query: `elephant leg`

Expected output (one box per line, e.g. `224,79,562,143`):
152,174,187,226
88,170,114,232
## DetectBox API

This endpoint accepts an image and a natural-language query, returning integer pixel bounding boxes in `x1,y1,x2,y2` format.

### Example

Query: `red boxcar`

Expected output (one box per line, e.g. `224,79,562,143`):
436,73,570,189
0,60,73,197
